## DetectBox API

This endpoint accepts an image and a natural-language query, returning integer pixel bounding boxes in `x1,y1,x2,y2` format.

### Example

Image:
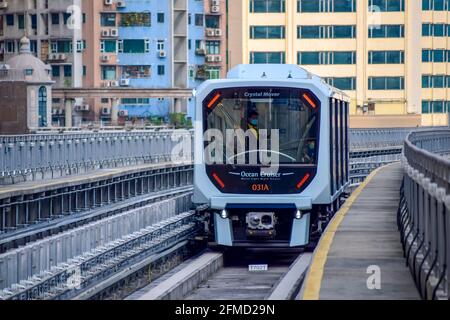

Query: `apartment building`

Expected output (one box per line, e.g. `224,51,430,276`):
0,0,83,89
228,0,450,127
0,0,225,125
203,0,227,79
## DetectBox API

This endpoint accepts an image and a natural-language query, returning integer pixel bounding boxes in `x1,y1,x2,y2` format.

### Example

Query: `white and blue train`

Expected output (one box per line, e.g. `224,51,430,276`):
193,64,350,248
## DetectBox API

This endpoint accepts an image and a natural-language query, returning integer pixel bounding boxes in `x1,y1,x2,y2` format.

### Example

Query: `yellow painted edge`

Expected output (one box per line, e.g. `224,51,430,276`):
301,164,388,300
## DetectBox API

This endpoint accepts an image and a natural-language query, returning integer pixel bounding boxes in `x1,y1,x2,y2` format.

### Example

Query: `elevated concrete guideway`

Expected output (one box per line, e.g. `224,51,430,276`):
302,163,420,300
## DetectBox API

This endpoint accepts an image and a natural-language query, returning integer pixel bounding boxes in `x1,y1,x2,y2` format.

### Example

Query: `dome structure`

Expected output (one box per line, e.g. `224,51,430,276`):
5,37,53,84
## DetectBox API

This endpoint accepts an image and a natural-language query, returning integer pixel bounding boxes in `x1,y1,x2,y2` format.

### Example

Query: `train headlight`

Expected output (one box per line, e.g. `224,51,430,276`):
295,210,303,220
221,210,228,219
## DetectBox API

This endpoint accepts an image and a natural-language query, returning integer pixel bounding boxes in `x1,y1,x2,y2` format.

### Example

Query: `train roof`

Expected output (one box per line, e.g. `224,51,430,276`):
196,64,349,102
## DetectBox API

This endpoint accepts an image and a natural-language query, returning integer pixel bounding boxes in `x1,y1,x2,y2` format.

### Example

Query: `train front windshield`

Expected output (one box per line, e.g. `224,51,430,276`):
204,87,320,165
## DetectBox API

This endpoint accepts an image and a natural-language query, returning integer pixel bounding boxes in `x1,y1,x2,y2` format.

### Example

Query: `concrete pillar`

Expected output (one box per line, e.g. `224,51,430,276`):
64,99,74,128
174,98,182,113
405,0,422,114
356,0,368,109
111,98,119,126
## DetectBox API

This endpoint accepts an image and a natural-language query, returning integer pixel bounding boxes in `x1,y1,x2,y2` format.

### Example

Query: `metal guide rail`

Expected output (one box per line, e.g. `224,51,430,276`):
0,187,193,254
0,195,192,291
0,164,193,239
0,130,193,184
349,154,402,188
0,211,201,301
400,129,450,300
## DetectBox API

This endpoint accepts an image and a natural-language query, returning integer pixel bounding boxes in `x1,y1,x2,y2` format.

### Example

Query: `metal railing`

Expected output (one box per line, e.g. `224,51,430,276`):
399,129,450,300
349,127,446,151
0,130,193,184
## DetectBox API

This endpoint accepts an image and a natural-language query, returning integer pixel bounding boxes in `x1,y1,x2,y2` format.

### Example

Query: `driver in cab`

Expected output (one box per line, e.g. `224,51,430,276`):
247,111,260,140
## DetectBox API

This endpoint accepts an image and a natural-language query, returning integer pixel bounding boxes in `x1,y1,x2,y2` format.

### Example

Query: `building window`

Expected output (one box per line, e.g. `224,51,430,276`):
297,0,356,13
205,15,220,28
157,12,165,23
297,25,356,39
368,0,405,11
422,75,449,88
422,100,448,114
250,26,285,39
368,77,404,90
101,13,116,27
18,15,25,29
422,49,449,62
6,15,14,26
38,87,48,127
120,13,151,27
51,40,72,53
157,65,165,75
63,13,71,25
422,23,449,36
122,65,151,78
121,39,147,53
5,41,15,53
325,77,356,90
368,24,404,38
369,51,404,64
101,66,116,80
423,0,449,11
52,66,60,77
64,65,72,77
51,13,60,25
250,51,286,63
121,98,151,105
157,40,165,51
101,40,117,53
207,68,221,80
206,41,220,54
250,0,286,13
195,14,204,26
298,51,356,65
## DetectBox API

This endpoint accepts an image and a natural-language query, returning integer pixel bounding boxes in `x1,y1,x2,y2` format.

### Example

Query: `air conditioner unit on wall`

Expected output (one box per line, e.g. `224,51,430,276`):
48,53,58,60
116,0,126,8
120,78,130,86
211,5,220,13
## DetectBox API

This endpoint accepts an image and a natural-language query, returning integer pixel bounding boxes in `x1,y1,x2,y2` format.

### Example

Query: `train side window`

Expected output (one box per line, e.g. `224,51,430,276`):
339,100,345,187
330,98,336,195
344,101,349,183
335,97,340,191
